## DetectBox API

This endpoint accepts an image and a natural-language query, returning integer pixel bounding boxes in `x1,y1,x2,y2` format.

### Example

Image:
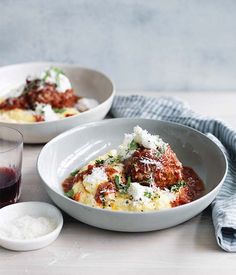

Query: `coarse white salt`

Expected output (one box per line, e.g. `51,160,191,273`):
0,215,56,240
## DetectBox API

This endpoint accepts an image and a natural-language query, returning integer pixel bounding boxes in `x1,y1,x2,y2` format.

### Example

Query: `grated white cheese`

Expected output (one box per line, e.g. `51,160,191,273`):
139,157,163,169
83,167,108,193
0,215,56,240
133,126,165,149
127,182,177,209
27,68,72,93
128,182,154,204
156,188,177,208
35,103,59,122
118,133,136,159
39,68,72,93
118,126,167,160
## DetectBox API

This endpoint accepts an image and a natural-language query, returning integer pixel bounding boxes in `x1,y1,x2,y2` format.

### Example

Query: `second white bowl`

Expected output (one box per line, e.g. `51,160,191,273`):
0,62,114,143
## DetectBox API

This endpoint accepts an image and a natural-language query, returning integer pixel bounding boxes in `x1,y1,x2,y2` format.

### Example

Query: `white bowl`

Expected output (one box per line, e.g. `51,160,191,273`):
0,62,114,143
0,202,63,251
37,118,227,232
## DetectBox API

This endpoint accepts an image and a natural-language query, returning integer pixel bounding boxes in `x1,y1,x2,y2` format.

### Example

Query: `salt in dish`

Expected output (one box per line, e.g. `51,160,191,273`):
0,201,63,251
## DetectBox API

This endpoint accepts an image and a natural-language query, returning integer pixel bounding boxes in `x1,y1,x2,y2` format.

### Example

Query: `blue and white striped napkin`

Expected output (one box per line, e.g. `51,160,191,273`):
110,95,236,252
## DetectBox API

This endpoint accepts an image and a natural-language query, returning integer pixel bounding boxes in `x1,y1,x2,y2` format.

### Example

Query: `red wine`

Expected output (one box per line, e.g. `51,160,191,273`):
0,167,21,208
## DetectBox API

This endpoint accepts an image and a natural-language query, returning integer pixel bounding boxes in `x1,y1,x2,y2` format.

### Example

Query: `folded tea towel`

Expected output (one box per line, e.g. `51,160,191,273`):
110,95,236,252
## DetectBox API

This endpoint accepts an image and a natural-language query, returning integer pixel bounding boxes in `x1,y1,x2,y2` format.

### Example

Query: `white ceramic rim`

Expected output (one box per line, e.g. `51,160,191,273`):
37,118,228,216
0,62,115,125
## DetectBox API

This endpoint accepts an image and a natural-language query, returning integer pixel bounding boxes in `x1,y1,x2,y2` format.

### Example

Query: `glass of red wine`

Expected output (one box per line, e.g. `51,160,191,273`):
0,126,23,208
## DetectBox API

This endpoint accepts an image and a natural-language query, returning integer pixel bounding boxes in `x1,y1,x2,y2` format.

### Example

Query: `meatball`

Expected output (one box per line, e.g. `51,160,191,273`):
124,146,182,188
0,80,79,110
25,84,78,109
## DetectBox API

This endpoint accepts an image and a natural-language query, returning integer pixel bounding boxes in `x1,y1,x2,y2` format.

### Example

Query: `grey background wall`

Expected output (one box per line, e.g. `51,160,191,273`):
0,0,236,91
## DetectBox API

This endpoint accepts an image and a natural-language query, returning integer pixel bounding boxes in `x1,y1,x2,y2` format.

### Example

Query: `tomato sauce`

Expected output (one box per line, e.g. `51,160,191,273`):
171,166,204,207
95,182,115,204
0,80,79,111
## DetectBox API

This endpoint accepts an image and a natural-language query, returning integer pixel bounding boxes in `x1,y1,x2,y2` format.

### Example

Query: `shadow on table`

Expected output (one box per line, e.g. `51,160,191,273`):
61,205,223,252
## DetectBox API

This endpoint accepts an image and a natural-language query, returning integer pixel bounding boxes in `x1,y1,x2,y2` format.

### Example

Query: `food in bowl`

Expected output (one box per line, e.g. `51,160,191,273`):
0,67,99,123
62,126,204,212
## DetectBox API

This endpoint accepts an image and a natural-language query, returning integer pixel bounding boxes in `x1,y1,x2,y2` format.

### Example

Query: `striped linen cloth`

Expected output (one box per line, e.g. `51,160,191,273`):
110,95,236,252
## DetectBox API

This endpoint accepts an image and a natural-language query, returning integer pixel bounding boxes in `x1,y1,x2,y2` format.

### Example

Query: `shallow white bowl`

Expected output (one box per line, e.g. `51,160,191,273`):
0,202,63,251
37,118,227,232
0,62,114,143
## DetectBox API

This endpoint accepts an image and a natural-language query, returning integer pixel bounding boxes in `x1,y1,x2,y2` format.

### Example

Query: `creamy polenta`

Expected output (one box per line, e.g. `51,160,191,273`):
62,126,204,212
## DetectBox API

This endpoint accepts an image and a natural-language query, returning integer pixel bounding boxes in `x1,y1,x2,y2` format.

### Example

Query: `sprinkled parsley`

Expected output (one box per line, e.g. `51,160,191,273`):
170,181,187,192
95,155,121,166
95,159,105,165
70,169,79,177
146,177,152,183
115,175,131,193
126,176,131,187
52,67,65,76
144,191,152,199
53,108,66,113
156,144,167,158
43,67,65,87
65,189,74,198
42,69,51,82
107,155,121,164
129,139,138,151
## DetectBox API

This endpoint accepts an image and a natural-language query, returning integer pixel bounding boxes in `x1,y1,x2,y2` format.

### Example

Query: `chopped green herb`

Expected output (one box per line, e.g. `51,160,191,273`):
114,175,131,193
52,67,65,86
156,144,167,158
52,67,65,75
160,144,167,154
170,180,187,192
65,189,74,198
53,108,66,113
126,176,131,188
115,175,123,189
42,69,51,82
129,139,138,151
144,191,152,199
95,159,105,165
70,169,79,177
106,155,121,164
100,193,106,208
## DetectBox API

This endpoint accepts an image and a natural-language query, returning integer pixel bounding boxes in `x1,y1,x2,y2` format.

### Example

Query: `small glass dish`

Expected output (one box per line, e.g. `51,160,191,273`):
0,201,63,251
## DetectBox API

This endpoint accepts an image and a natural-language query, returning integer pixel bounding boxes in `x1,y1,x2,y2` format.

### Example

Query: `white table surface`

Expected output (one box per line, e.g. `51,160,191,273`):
1,91,236,275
